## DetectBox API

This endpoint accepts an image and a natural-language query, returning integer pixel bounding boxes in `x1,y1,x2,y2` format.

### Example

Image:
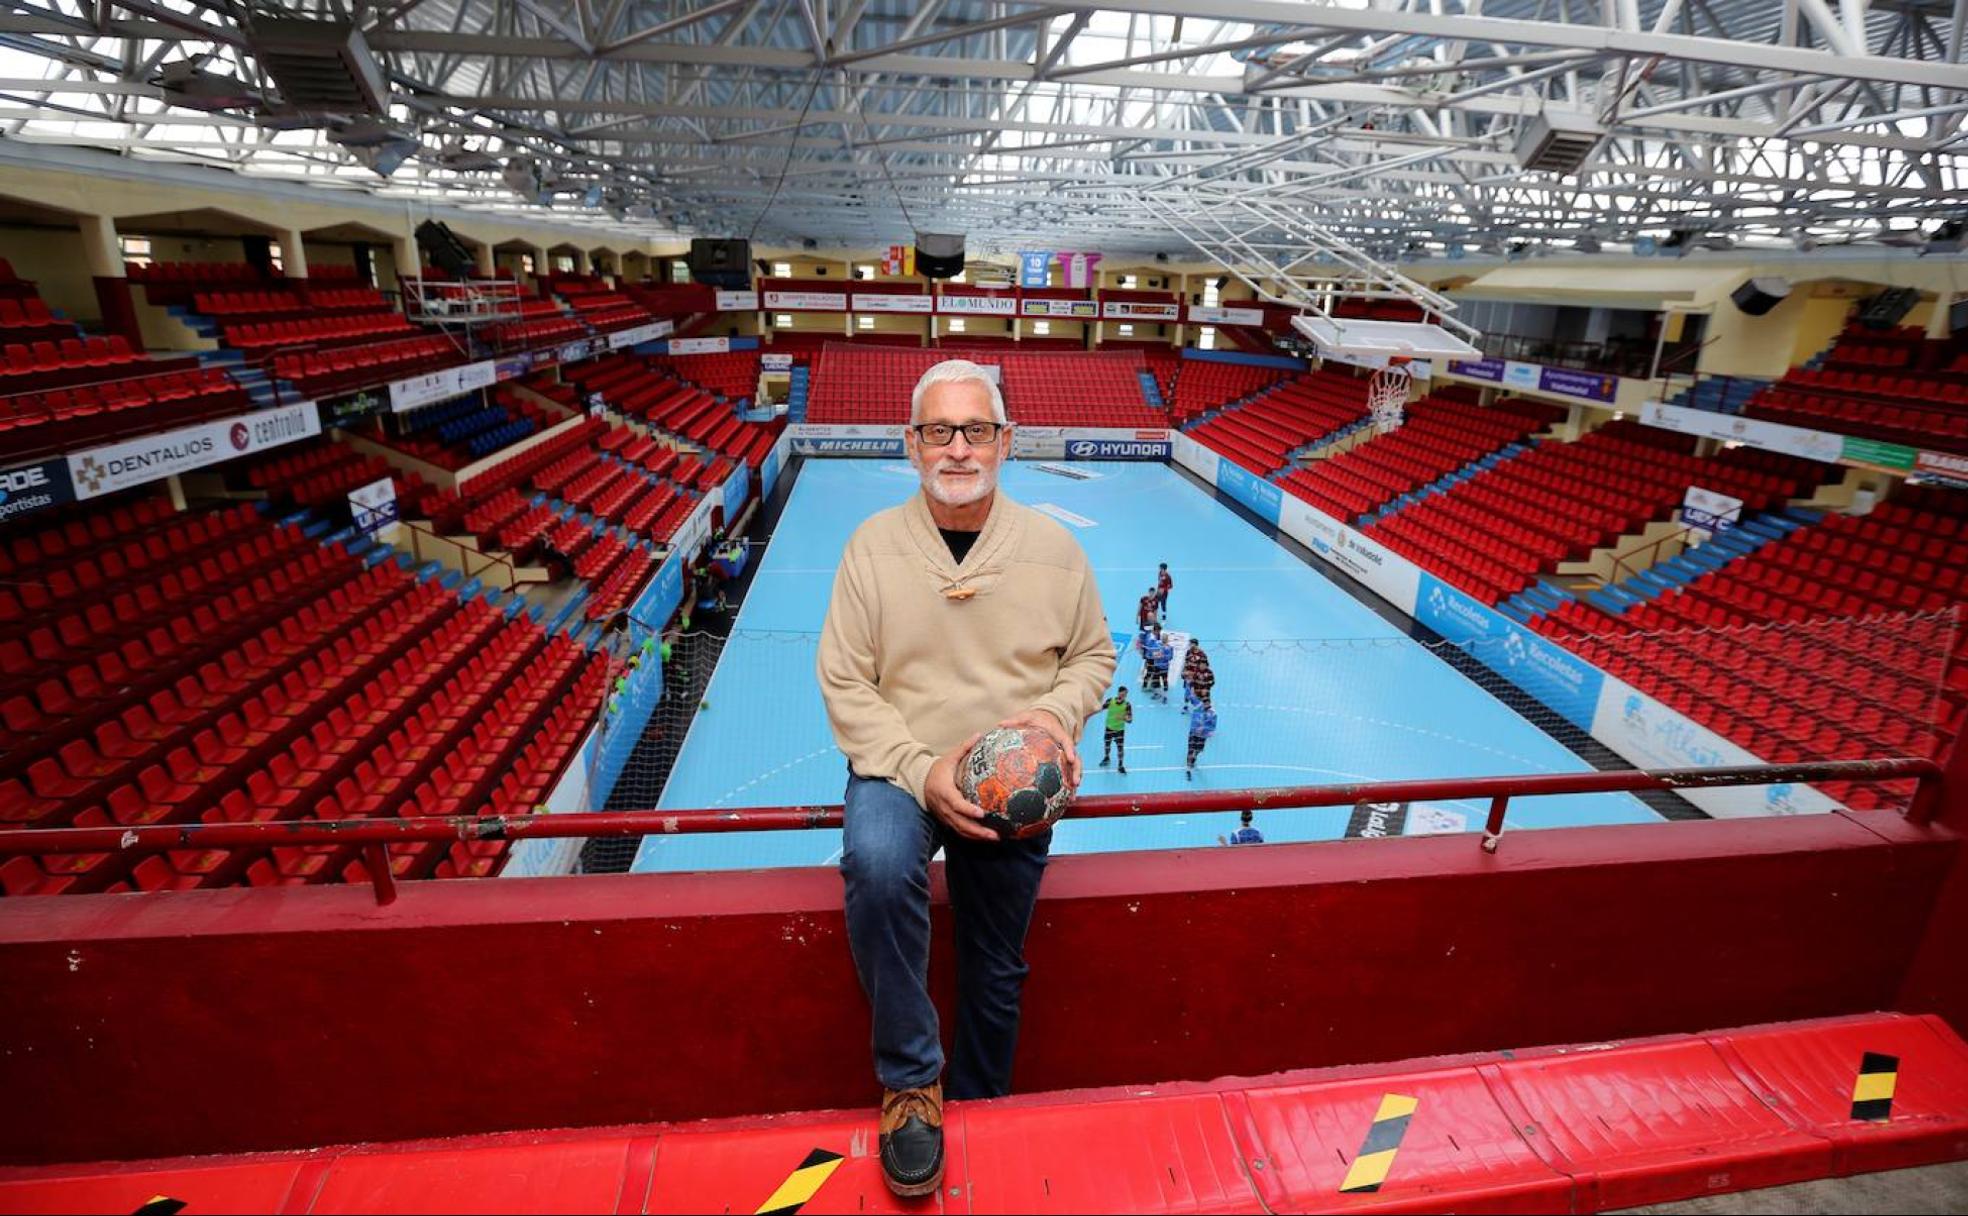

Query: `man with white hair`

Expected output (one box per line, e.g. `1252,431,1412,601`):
817,359,1116,1197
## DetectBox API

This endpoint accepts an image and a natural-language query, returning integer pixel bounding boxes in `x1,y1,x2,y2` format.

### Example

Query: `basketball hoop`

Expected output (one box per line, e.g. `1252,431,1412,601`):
1368,358,1412,435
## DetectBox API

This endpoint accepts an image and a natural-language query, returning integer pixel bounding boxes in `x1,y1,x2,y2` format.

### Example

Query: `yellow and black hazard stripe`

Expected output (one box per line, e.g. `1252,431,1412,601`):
130,1199,185,1216
754,1148,845,1216
1851,1052,1898,1122
1339,1093,1418,1194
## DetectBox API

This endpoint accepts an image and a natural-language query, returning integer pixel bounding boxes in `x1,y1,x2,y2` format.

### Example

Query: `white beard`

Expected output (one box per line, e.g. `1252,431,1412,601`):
923,460,997,506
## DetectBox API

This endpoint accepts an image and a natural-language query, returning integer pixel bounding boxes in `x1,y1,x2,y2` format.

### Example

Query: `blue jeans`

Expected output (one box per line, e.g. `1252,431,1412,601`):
840,771,1050,1100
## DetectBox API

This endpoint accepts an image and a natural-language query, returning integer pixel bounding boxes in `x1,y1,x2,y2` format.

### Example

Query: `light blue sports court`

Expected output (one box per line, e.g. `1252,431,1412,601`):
632,459,1658,873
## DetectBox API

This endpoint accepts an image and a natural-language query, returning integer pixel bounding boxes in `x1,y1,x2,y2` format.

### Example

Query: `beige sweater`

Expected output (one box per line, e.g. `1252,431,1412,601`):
817,489,1117,806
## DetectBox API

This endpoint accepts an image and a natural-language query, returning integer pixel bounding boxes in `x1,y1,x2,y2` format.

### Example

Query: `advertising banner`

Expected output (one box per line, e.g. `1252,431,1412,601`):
1640,401,1847,465
881,244,915,277
937,293,1017,316
1020,298,1098,319
348,477,398,535
1414,573,1605,731
1447,358,1505,382
852,293,933,314
1537,365,1618,403
1170,430,1220,487
1681,485,1744,536
1839,435,1918,472
607,320,675,349
721,463,750,526
760,428,793,498
320,386,390,425
0,457,75,526
715,290,758,311
1501,361,1542,392
68,403,321,500
787,423,907,457
1018,251,1052,288
761,353,794,372
1101,301,1180,322
1215,458,1284,526
389,360,501,412
1187,305,1265,326
1914,448,1968,485
763,289,847,311
665,337,731,355
1012,426,1065,460
1589,677,1842,817
1063,431,1170,459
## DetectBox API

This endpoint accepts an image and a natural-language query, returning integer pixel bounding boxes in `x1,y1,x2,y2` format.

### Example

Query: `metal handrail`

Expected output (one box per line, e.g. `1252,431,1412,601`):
1608,523,1704,585
0,758,1943,906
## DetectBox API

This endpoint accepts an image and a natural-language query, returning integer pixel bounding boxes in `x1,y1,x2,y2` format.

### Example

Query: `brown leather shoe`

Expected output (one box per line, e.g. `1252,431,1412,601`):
878,1082,944,1198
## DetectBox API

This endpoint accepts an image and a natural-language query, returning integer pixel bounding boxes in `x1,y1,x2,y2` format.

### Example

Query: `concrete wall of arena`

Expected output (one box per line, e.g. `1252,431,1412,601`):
1169,433,1843,818
0,145,659,274
1,807,1957,1165
0,222,98,321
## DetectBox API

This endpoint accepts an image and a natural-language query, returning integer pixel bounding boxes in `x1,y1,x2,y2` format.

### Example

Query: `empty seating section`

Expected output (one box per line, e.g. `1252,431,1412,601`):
2,334,144,383
646,350,761,402
483,314,584,349
998,352,1161,426
1,367,242,452
126,261,268,305
0,295,75,340
271,334,459,398
1530,495,1968,808
411,417,607,534
1281,396,1561,523
0,494,609,895
237,439,414,510
191,288,389,317
528,436,703,546
553,281,658,335
1738,325,1968,454
1334,297,1426,322
1141,348,1180,402
127,260,265,286
1187,369,1370,473
222,309,419,355
1169,359,1293,421
387,390,545,469
1367,421,1833,604
566,354,783,471
807,344,1163,426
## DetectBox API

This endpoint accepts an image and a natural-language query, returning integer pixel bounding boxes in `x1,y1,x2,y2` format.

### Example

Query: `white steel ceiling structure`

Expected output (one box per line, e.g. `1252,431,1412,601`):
0,1,1964,258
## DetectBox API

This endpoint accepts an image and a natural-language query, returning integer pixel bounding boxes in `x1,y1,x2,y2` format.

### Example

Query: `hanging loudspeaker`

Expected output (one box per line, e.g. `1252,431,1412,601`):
415,220,476,279
1730,276,1791,316
915,232,966,280
687,237,752,289
1858,286,1919,331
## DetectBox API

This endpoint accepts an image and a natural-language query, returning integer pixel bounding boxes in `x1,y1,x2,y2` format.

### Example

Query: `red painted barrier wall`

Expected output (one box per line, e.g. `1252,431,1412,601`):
1900,732,1968,1034
0,810,1957,1166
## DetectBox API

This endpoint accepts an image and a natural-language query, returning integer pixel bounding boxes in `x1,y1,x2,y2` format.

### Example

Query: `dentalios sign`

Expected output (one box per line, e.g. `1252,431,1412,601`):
67,403,322,500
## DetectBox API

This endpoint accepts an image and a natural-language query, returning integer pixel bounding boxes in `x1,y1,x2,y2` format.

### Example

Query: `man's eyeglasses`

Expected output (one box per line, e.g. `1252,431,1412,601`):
912,421,1005,447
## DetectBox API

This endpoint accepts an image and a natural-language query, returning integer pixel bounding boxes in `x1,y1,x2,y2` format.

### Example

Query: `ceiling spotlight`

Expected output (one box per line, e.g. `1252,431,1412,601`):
328,116,420,178
152,60,261,111
1920,217,1965,255
437,141,501,171
502,156,551,205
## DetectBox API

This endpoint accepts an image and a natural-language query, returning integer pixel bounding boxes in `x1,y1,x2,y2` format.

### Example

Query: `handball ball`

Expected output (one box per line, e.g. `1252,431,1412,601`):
959,726,1072,840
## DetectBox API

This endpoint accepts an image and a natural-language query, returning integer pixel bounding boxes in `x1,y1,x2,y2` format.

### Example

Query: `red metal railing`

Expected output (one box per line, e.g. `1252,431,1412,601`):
0,757,1943,906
